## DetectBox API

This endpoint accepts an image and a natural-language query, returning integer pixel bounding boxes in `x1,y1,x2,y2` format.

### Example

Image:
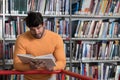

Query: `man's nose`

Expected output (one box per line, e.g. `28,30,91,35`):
34,29,39,34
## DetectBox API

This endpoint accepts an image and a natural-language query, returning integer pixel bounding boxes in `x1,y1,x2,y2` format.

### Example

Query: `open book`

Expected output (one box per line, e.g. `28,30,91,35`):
17,54,56,67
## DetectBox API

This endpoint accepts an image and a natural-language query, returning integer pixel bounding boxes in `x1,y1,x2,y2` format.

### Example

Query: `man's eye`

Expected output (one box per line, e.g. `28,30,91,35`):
37,27,42,29
30,29,34,31
37,27,40,29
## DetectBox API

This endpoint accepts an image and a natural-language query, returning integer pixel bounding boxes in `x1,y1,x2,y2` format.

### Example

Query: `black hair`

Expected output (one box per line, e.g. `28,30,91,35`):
25,11,43,27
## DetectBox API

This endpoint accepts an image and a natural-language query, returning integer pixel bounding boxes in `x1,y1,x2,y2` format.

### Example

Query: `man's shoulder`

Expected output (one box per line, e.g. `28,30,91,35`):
17,31,30,39
46,30,62,40
46,30,60,37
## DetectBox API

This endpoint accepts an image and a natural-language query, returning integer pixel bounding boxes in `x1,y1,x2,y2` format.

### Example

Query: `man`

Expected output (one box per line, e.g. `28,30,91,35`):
13,11,66,80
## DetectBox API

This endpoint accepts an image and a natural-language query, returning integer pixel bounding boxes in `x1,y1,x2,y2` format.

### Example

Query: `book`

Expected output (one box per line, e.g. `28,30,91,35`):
71,20,79,37
0,19,2,39
17,54,56,67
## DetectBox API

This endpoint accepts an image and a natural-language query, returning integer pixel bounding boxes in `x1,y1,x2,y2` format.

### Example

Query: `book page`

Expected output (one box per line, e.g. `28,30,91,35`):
17,54,35,63
35,54,55,59
35,54,56,67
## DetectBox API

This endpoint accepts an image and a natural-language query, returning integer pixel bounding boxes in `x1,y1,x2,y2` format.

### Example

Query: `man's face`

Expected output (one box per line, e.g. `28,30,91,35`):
29,24,45,39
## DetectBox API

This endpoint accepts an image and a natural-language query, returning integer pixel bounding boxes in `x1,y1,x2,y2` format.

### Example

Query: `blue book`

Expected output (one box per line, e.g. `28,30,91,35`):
72,2,79,14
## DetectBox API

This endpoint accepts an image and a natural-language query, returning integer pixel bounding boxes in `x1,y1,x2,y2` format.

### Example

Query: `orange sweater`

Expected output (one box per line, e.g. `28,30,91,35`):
13,30,66,80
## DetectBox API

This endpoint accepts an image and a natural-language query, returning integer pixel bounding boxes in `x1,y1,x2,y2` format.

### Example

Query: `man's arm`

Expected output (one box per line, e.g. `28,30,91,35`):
13,36,31,71
53,35,66,71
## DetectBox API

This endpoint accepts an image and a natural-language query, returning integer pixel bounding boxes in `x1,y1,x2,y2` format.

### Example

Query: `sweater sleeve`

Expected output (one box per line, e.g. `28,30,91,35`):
13,36,31,71
53,35,66,71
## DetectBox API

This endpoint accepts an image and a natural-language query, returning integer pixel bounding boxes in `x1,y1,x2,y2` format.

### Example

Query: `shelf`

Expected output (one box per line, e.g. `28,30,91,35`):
71,38,120,41
72,15,120,18
2,14,120,18
0,59,13,66
4,37,70,42
69,59,120,63
82,59,120,63
0,14,3,16
5,14,27,17
43,15,70,18
4,38,16,40
4,14,71,18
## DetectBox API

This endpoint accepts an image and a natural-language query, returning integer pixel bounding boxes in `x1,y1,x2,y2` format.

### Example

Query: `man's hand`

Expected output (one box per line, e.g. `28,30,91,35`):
29,61,37,69
29,60,53,71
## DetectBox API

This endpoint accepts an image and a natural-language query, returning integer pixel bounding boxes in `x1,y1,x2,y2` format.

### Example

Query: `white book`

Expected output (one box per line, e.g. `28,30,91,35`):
115,65,120,80
99,22,104,38
39,0,46,14
75,43,79,60
87,20,95,38
17,54,56,67
105,65,110,80
86,63,89,76
74,20,81,37
0,19,2,39
92,0,98,15
65,0,69,15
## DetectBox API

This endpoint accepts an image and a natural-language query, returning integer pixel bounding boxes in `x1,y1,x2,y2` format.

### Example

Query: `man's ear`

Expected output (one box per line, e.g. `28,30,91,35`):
42,22,45,28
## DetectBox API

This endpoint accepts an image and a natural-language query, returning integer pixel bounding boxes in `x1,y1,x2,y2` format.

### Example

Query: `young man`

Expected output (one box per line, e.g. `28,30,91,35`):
13,11,66,80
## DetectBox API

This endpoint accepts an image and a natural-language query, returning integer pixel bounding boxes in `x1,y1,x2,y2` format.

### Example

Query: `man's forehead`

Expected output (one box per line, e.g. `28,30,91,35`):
30,25,43,29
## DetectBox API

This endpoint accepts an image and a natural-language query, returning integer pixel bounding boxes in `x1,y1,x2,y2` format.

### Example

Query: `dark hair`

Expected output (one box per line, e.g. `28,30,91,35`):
25,11,43,27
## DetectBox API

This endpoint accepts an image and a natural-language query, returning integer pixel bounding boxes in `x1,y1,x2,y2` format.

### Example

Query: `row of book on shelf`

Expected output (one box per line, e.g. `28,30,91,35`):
0,74,24,80
81,63,120,80
72,40,120,61
72,18,120,38
3,17,120,40
1,0,120,16
72,0,120,16
63,62,120,80
3,39,120,61
4,0,69,15
0,17,70,39
0,42,71,61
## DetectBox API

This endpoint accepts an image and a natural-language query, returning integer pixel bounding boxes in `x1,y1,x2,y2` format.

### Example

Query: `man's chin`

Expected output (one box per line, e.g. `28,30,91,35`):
34,35,42,39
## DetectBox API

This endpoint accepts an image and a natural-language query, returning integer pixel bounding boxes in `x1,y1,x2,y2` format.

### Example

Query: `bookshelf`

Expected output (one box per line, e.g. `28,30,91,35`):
0,0,120,80
0,0,72,80
71,0,120,80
